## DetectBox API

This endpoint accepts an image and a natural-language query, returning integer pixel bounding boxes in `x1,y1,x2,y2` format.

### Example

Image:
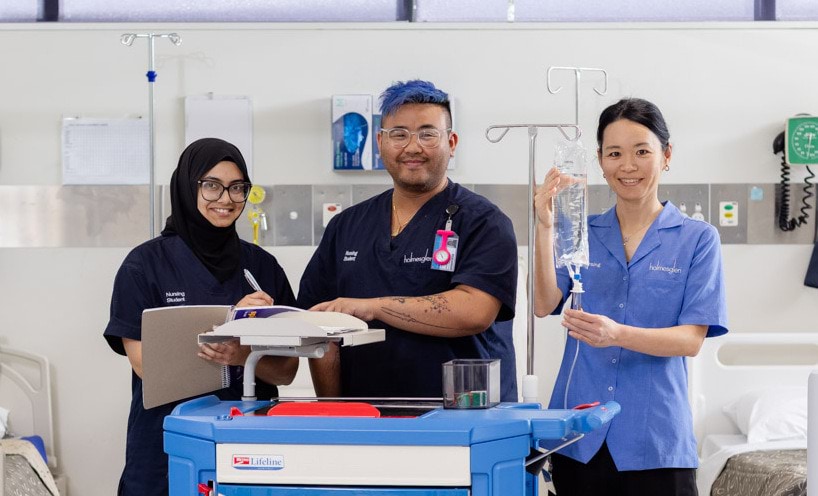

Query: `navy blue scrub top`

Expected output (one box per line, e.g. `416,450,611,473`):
299,181,519,401
104,234,295,496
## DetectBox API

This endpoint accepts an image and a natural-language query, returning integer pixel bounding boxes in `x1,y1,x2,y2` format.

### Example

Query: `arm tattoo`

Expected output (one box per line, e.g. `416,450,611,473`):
380,307,457,330
418,295,449,314
379,294,454,329
383,295,450,313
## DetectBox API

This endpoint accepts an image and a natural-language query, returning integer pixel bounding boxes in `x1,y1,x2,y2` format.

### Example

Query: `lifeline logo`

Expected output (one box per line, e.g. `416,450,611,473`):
404,249,432,264
343,250,358,262
165,291,185,303
649,259,682,275
232,454,285,470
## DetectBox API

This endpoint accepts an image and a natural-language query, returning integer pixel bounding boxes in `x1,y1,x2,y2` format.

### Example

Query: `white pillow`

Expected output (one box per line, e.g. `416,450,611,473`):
722,387,807,444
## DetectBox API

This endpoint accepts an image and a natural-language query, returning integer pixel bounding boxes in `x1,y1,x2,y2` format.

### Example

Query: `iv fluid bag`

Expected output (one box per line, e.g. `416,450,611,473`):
553,140,589,269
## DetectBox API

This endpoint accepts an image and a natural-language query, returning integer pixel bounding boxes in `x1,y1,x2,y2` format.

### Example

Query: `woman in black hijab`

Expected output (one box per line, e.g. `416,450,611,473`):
104,138,298,496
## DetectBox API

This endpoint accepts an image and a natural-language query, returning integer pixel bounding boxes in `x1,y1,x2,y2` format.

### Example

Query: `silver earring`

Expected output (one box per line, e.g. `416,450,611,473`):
663,164,670,172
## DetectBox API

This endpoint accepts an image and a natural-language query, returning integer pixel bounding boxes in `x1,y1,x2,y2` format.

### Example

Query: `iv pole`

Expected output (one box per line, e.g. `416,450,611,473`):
485,66,607,404
120,32,182,238
547,66,608,137
486,123,579,404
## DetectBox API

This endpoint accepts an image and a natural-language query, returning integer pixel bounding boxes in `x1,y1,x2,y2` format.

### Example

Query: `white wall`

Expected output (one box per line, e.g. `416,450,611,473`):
1,22,818,496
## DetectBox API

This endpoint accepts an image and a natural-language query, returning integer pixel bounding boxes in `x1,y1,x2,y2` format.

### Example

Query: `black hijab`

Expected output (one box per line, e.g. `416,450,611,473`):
161,138,250,283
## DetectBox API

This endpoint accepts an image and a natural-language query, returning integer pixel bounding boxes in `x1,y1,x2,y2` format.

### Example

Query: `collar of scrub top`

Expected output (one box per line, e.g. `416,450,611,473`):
387,179,456,237
589,200,685,270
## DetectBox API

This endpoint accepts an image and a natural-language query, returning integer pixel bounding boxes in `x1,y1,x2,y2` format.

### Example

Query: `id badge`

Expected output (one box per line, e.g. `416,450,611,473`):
431,229,458,272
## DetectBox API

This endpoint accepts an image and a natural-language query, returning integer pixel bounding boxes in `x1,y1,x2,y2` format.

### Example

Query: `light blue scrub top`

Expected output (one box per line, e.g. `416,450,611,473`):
548,201,728,471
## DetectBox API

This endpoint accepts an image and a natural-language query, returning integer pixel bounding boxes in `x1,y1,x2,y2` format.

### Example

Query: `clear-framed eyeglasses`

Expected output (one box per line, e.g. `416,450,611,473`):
197,180,252,202
380,127,452,149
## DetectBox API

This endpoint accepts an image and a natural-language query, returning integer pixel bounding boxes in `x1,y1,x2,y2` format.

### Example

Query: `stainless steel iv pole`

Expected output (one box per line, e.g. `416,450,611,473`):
120,32,182,238
485,66,607,404
485,123,580,404
547,66,608,138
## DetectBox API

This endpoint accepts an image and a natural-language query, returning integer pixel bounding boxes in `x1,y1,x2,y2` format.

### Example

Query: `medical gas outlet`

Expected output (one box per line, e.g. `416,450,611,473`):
247,185,268,245
679,201,705,220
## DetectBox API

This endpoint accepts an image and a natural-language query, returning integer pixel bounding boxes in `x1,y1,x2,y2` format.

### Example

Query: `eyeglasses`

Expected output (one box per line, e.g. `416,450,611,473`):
380,127,452,149
197,180,252,202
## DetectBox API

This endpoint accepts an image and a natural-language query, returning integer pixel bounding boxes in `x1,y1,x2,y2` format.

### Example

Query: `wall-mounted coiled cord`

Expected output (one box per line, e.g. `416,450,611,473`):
778,152,815,231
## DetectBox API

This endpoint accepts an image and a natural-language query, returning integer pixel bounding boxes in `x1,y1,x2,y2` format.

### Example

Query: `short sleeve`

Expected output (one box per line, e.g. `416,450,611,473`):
550,264,573,316
679,225,728,337
103,256,157,355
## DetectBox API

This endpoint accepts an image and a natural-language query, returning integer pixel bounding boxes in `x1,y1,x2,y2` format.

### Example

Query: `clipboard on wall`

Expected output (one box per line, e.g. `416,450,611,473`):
141,305,232,409
185,94,254,176
61,117,150,185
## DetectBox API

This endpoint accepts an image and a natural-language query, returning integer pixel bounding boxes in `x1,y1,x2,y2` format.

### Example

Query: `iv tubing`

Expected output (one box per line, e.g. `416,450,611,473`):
563,270,583,409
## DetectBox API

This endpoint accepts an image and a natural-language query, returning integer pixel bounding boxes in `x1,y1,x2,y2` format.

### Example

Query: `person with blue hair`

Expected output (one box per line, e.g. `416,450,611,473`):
299,80,519,400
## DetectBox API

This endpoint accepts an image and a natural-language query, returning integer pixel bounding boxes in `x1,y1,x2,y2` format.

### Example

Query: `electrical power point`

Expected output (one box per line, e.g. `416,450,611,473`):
719,201,738,226
322,203,343,227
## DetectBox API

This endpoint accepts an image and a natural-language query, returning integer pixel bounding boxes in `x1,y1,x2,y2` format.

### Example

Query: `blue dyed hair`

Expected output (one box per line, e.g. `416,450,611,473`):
379,80,452,127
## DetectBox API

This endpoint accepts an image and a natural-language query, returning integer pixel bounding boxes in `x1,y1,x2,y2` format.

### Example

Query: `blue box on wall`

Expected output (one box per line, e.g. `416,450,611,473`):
332,95,373,170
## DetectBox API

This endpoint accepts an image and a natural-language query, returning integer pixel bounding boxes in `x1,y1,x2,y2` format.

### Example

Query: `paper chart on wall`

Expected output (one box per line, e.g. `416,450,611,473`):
185,94,253,176
61,117,150,185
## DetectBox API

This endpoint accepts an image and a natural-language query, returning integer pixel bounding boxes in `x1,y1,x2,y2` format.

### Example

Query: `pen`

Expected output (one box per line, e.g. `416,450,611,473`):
243,269,263,293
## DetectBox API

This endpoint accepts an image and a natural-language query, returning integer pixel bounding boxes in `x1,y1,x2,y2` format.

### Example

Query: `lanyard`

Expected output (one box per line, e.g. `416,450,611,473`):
444,204,459,231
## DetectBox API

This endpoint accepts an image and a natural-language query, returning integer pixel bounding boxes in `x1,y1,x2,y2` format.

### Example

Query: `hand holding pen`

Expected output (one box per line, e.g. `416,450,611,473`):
200,269,271,363
238,269,273,306
244,268,263,292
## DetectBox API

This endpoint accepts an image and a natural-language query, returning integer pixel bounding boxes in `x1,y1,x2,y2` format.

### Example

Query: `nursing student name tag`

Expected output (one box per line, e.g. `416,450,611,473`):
431,229,458,272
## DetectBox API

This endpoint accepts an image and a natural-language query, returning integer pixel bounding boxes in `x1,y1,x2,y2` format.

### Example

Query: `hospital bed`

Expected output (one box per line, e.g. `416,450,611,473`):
689,332,816,496
0,347,62,496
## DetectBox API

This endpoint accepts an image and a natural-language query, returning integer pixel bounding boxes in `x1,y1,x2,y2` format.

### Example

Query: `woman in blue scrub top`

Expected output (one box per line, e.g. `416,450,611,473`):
533,98,728,496
104,138,298,496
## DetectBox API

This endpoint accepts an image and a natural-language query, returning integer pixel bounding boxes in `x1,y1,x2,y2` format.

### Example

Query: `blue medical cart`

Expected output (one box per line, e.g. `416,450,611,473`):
164,396,619,496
